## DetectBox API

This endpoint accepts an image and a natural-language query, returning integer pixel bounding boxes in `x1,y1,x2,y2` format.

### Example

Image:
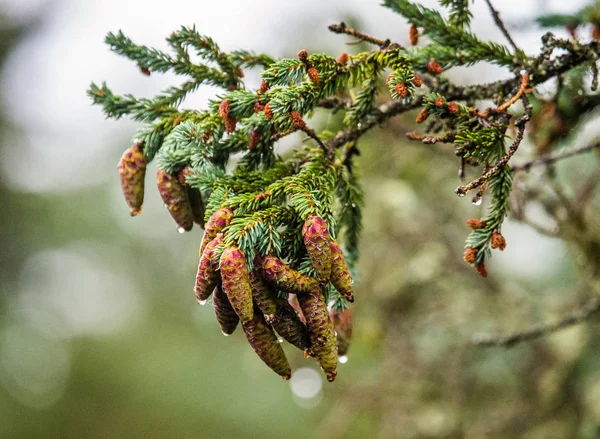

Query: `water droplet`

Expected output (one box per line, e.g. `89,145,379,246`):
277,337,284,343
339,355,348,364
163,203,168,208
177,226,186,234
472,197,482,206
334,331,338,337
357,123,362,129
351,203,356,208
457,193,465,197
197,299,207,306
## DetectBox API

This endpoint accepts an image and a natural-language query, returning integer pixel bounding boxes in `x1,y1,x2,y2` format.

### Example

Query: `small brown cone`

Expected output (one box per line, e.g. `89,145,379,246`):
302,216,332,282
199,207,233,256
329,240,354,302
262,256,319,295
194,235,222,303
156,169,194,231
272,300,311,351
117,143,147,216
330,307,352,357
298,287,337,382
220,246,254,323
243,311,292,379
213,283,239,336
249,268,278,323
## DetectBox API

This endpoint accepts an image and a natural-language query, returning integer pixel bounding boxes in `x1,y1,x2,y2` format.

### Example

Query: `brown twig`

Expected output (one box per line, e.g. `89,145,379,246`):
456,95,532,196
328,22,402,49
483,0,521,53
473,297,600,347
301,126,334,160
512,141,600,172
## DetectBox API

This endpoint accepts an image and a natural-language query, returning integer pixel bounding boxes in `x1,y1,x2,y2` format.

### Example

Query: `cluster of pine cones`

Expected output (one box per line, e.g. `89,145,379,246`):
117,143,354,382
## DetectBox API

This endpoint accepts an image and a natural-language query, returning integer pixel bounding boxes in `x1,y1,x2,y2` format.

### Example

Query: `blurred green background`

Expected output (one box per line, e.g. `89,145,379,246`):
1,1,600,438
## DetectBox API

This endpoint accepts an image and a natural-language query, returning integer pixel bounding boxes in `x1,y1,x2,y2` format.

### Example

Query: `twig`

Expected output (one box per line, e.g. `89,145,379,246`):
473,297,600,347
483,0,520,52
301,126,334,160
512,142,600,172
455,95,532,196
328,22,402,49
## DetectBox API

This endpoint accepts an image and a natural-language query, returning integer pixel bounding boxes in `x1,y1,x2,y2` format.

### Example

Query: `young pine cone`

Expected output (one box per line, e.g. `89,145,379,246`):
156,169,194,232
330,307,353,357
199,207,233,256
117,143,146,216
194,235,223,303
262,256,319,295
272,300,311,351
302,216,332,282
242,311,292,380
220,246,254,323
249,268,278,324
298,287,338,382
329,240,354,302
213,283,239,336
187,188,205,228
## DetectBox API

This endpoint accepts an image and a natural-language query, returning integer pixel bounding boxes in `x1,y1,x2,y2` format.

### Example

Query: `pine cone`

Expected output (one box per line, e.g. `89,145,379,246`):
220,246,254,323
213,283,239,336
199,207,233,256
194,235,223,303
262,256,319,295
156,169,194,231
117,143,147,216
302,216,332,282
329,239,354,302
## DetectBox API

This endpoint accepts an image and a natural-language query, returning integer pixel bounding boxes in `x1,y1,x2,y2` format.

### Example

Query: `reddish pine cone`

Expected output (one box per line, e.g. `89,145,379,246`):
156,169,194,231
199,207,233,256
224,116,237,134
218,99,230,119
262,256,319,295
427,59,443,74
330,307,352,357
447,101,459,114
412,74,422,88
298,287,337,382
249,268,278,324
395,82,408,98
491,231,507,251
329,240,354,302
253,100,265,113
434,97,445,108
290,110,306,129
416,108,429,124
264,102,273,120
409,23,419,46
194,235,222,303
220,246,254,323
248,130,261,150
463,247,478,264
297,49,308,61
307,67,319,84
303,216,332,282
336,52,349,64
213,283,239,336
475,262,488,278
242,311,292,380
117,143,147,216
466,219,485,230
272,300,311,351
258,80,269,94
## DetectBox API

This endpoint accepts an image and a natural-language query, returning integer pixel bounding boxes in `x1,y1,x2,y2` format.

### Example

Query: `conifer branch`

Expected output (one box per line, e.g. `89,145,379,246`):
483,0,520,53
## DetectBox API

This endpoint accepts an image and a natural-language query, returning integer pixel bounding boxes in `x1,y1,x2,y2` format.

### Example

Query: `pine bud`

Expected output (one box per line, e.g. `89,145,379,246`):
262,256,319,295
117,143,147,216
447,101,459,114
434,97,445,108
272,301,311,351
336,52,349,64
330,307,352,357
297,49,308,61
416,108,429,124
427,59,443,75
409,24,419,46
242,311,292,380
302,216,332,282
253,100,265,113
264,102,273,120
213,283,239,336
307,67,319,84
258,80,270,95
249,268,278,324
463,247,478,264
194,235,222,303
395,82,408,98
298,287,337,382
329,240,354,302
199,207,233,256
466,219,485,230
475,261,488,278
218,99,231,119
220,246,254,323
491,231,507,251
248,129,261,150
290,110,306,129
156,169,194,232
412,74,422,88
